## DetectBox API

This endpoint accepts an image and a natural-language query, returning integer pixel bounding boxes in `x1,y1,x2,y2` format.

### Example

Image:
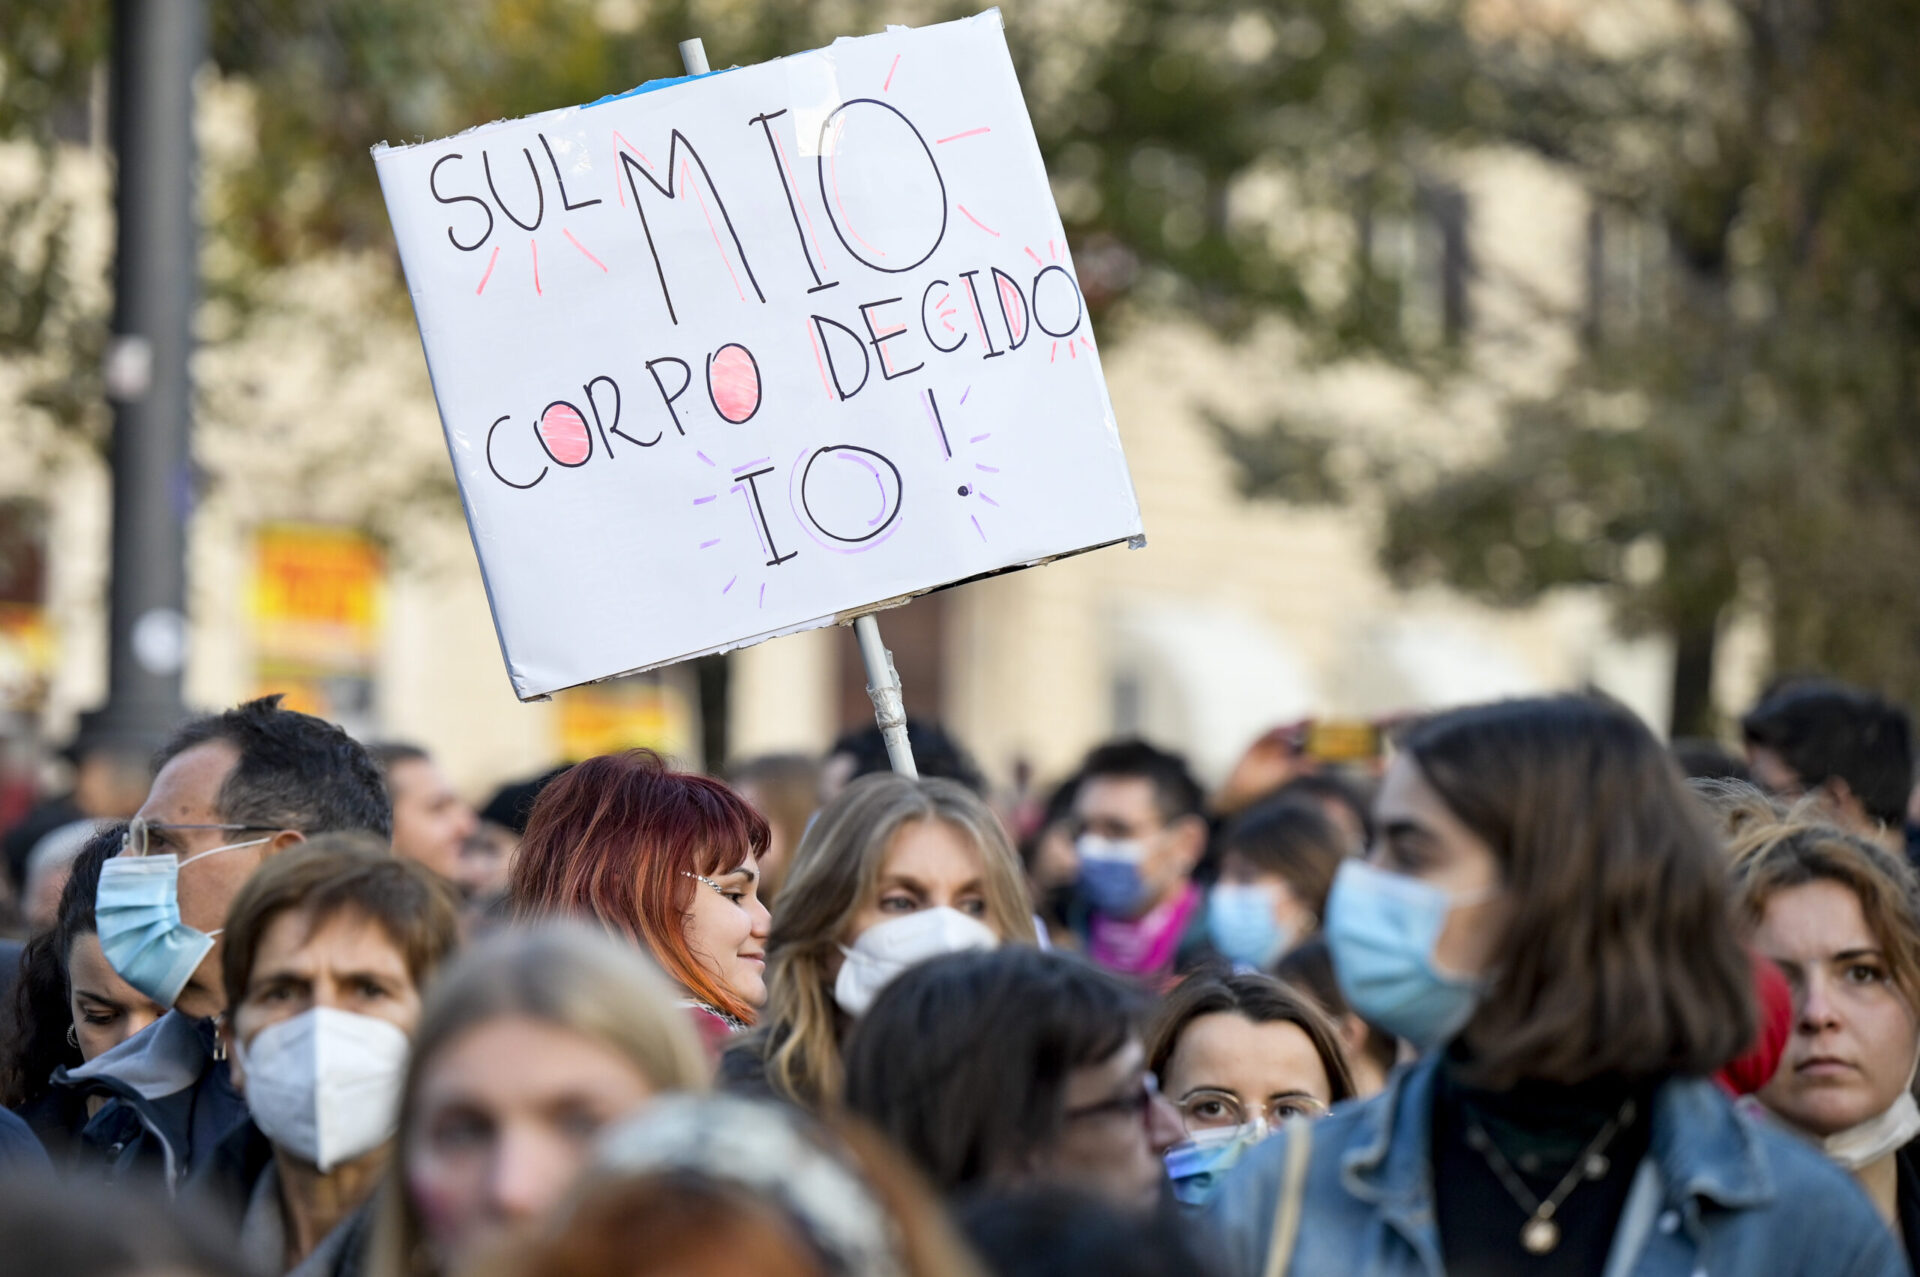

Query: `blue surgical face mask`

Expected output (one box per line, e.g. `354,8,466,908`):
1165,1123,1263,1205
1076,835,1150,918
1207,882,1291,969
1324,859,1495,1050
95,838,268,1007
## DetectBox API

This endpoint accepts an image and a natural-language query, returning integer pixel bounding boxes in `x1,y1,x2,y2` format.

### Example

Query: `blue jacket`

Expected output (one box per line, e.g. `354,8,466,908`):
1201,1054,1907,1276
56,1009,251,1190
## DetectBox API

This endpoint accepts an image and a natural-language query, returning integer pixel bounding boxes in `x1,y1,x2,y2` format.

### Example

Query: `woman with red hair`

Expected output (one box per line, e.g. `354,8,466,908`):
511,751,771,1049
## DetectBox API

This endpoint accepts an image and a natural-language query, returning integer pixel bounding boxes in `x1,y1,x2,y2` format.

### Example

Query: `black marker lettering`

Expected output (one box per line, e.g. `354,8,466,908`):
620,132,767,327
534,400,593,467
705,344,763,424
583,375,642,454
929,388,951,458
646,357,693,436
815,99,948,275
810,315,872,401
990,267,1030,350
748,109,837,293
1031,264,1085,337
959,270,1004,359
921,278,966,354
859,296,925,381
486,414,547,489
431,153,494,252
483,147,545,232
735,466,798,566
800,445,904,544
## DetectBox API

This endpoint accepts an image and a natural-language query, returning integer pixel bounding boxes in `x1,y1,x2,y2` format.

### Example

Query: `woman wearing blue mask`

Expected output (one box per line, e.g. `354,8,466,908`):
1204,695,1908,1277
1146,970,1353,1205
1205,799,1347,972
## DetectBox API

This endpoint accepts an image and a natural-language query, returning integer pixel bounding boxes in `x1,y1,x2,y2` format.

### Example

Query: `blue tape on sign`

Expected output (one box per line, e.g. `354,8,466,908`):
586,67,736,108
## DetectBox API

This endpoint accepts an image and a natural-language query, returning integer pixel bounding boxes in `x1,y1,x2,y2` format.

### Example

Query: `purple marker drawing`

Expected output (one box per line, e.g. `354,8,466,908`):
974,463,999,473
696,451,717,467
699,538,722,549
839,452,892,527
969,433,990,444
693,495,717,505
731,457,772,475
787,445,908,556
959,386,971,405
758,582,766,608
722,576,738,594
976,491,1001,508
970,514,986,541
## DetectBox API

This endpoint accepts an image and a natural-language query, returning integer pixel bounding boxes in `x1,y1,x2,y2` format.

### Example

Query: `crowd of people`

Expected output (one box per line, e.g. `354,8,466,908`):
0,675,1917,1275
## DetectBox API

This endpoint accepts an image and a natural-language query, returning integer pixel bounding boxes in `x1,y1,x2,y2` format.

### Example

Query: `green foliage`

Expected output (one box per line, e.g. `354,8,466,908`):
1232,0,1920,726
9,0,1920,720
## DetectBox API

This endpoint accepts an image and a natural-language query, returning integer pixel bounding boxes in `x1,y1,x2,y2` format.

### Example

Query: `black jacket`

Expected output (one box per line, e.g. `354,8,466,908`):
58,1010,250,1190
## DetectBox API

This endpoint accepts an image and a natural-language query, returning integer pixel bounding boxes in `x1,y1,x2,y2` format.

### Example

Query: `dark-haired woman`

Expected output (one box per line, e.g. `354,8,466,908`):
1204,799,1347,971
843,946,1182,1211
1146,970,1353,1204
1,824,165,1162
1206,696,1905,1276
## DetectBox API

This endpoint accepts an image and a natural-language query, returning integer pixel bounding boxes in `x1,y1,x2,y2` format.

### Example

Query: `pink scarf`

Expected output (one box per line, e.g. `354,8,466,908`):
1088,882,1200,981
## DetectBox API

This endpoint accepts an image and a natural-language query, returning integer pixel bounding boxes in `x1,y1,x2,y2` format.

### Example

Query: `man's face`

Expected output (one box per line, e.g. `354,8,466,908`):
389,756,477,881
126,739,280,1018
455,822,519,901
1073,775,1200,911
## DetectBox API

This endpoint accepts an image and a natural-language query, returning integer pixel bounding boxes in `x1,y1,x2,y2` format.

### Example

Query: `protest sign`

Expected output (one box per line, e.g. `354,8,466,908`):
374,10,1144,700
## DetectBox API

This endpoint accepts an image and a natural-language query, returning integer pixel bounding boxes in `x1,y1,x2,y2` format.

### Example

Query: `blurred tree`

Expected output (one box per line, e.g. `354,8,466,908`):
1368,0,1920,732
1207,0,1920,731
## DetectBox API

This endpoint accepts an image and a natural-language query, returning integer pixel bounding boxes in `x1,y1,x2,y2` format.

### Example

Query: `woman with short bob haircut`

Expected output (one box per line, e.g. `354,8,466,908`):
1205,696,1905,1277
1730,821,1920,1259
1146,970,1354,1204
370,924,710,1277
720,774,1035,1109
512,750,772,1039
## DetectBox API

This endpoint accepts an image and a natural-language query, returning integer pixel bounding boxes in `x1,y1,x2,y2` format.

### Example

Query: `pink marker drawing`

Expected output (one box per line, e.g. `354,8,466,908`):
475,245,502,295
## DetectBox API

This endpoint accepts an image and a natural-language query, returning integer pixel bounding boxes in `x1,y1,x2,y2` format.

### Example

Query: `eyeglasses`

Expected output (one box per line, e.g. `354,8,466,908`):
1175,1088,1328,1134
121,816,283,858
1063,1072,1161,1125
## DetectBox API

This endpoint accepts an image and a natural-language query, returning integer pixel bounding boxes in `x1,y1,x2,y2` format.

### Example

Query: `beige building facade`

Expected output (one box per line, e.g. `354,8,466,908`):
1,78,1764,803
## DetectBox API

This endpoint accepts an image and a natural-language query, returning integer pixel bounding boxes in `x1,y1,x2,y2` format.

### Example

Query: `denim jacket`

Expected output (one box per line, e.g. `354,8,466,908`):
1200,1054,1907,1277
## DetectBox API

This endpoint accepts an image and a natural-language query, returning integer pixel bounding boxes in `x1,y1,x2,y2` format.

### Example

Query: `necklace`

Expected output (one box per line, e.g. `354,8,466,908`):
1462,1097,1637,1256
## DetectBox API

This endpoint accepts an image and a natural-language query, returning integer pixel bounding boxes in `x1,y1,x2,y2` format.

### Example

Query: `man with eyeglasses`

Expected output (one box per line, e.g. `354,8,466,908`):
63,696,391,1191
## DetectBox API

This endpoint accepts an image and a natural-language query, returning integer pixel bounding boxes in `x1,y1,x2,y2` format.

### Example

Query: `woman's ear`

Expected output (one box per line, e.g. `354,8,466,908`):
1337,1012,1369,1060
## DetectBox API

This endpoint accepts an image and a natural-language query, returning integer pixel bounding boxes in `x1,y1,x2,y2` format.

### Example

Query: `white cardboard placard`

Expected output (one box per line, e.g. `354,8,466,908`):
374,10,1143,700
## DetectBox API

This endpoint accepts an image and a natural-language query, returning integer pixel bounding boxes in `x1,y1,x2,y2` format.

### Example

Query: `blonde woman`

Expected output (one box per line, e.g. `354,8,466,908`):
370,925,709,1277
719,773,1036,1110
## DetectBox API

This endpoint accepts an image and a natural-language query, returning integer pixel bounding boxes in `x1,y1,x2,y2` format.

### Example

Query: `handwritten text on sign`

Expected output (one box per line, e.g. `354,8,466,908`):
374,11,1143,699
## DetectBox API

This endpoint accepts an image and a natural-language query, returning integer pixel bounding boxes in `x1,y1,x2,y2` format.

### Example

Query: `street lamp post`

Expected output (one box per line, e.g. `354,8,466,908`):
88,0,203,752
